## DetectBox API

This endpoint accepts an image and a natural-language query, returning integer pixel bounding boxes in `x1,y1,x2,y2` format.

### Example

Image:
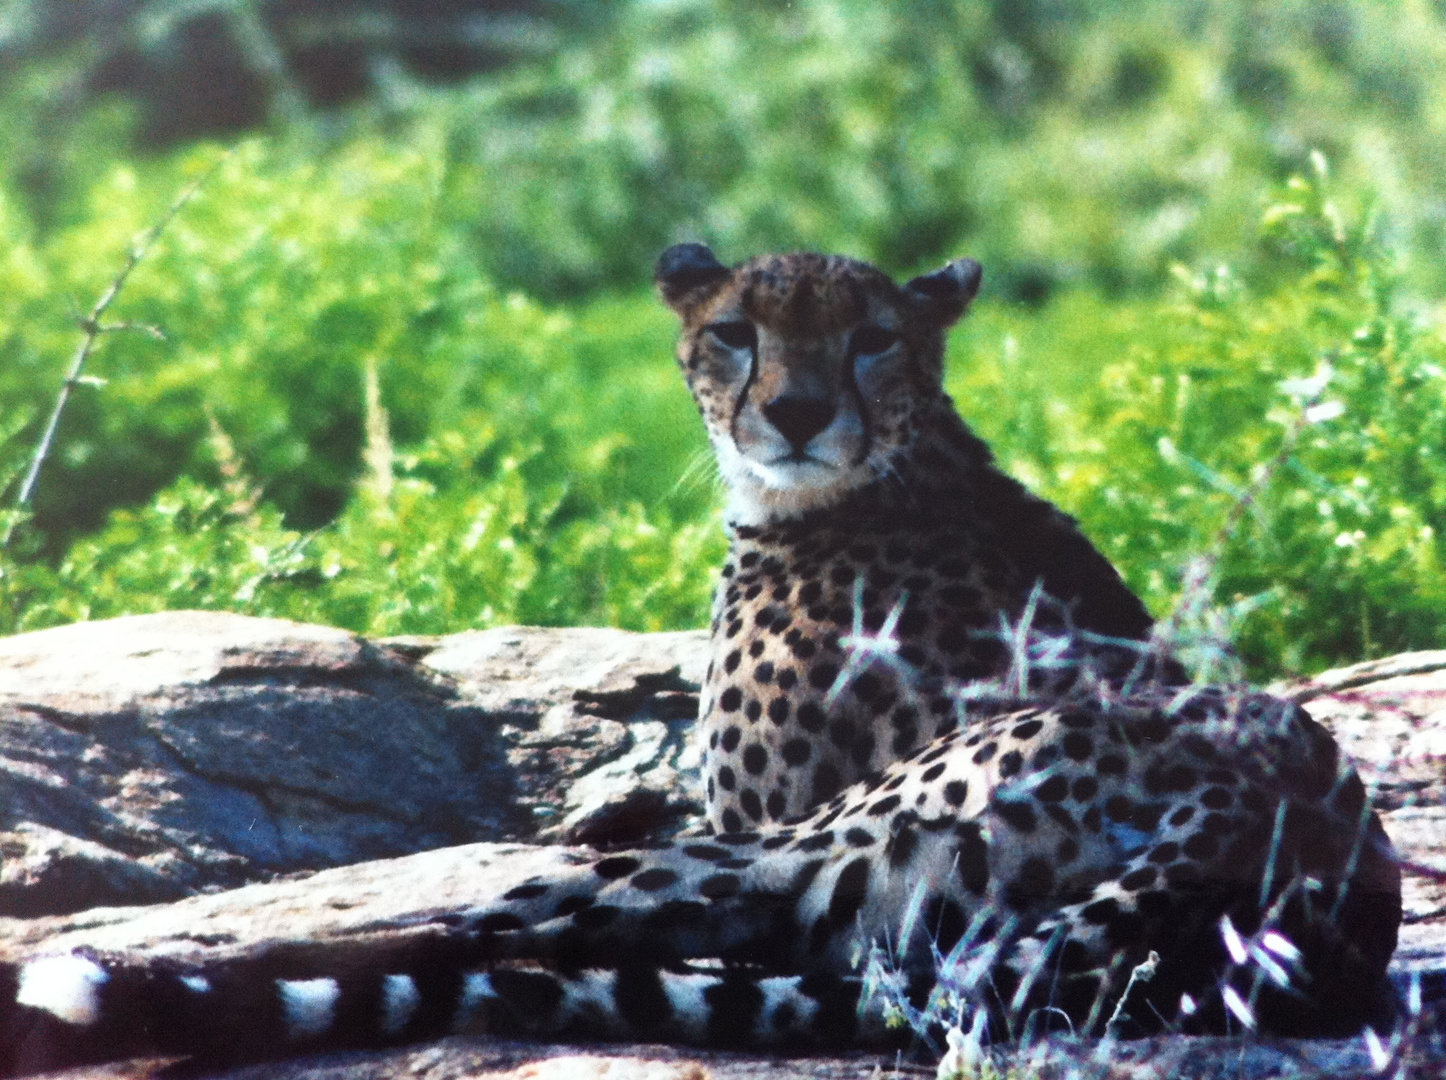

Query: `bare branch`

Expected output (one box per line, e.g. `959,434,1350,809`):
14,151,231,511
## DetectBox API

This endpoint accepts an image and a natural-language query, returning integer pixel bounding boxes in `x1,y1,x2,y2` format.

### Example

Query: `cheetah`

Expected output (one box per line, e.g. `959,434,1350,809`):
2,247,1401,1073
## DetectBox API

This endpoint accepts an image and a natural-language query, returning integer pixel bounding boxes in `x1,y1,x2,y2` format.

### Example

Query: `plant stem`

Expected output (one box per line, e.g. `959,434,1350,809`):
15,152,230,509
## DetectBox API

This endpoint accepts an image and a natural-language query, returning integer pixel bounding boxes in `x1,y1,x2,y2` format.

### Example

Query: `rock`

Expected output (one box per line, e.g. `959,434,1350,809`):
38,1043,901,1080
0,842,589,965
0,613,708,916
2,615,1446,1078
1283,650,1446,988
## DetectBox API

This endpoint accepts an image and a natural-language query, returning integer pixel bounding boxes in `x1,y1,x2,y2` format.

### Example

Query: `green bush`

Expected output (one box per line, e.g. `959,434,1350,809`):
5,2,1446,674
5,155,1444,676
0,138,722,637
949,162,1446,675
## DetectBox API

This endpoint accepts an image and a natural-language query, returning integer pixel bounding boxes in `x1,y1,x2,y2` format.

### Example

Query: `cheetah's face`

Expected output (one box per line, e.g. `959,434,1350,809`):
656,246,982,525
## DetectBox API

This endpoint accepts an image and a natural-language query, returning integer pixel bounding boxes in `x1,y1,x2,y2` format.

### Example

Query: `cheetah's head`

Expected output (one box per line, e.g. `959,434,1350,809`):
656,245,981,526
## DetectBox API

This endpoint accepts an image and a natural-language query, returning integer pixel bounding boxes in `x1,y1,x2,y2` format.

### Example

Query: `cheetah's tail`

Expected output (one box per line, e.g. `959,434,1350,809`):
0,939,889,1076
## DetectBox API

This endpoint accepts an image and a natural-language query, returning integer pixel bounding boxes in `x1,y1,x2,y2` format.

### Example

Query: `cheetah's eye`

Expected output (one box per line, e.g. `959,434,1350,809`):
706,321,758,351
850,326,900,356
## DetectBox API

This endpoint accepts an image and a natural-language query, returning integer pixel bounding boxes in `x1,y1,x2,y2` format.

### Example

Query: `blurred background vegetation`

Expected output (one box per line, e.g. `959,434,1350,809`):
3,0,1446,676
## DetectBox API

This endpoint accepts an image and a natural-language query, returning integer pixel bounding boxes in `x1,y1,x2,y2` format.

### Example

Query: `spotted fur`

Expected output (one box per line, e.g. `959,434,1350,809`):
0,248,1401,1075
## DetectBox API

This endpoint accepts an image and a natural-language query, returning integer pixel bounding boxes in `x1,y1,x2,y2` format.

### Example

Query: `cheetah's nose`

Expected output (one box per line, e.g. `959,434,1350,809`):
763,395,835,452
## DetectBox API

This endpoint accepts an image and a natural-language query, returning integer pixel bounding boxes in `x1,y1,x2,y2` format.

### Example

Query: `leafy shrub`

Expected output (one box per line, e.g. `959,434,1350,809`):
3,23,1446,673
949,162,1446,675
0,138,721,637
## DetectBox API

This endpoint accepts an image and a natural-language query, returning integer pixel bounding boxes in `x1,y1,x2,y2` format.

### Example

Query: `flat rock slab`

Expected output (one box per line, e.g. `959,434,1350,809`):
0,613,709,916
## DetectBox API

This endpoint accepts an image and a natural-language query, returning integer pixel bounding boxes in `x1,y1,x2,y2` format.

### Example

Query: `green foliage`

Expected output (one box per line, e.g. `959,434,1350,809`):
0,137,720,636
413,0,1446,302
4,2,1446,674
948,163,1446,674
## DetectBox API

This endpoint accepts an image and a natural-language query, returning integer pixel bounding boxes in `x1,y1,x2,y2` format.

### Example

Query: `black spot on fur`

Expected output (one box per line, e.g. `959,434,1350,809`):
1044,803,1077,833
475,912,526,932
502,883,549,901
739,788,764,820
1164,861,1203,887
616,967,673,1032
490,969,564,1019
868,794,902,817
631,868,680,891
1035,775,1069,802
1071,776,1099,801
1145,763,1197,795
699,873,742,900
1130,802,1167,831
1182,831,1219,860
684,844,731,862
828,858,873,928
812,761,843,803
1008,857,1055,906
574,904,620,929
809,662,840,690
886,825,918,868
705,975,765,1045
926,897,968,954
1120,865,1157,891
956,822,990,894
781,738,812,766
743,744,769,774
1147,842,1179,864
595,856,642,880
798,702,827,732
995,799,1037,833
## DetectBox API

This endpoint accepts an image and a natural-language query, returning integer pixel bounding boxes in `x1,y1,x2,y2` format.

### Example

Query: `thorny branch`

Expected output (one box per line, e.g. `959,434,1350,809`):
12,152,231,513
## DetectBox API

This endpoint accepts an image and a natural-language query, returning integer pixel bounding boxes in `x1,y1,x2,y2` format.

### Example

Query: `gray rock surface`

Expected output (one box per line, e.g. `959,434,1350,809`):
1283,651,1446,983
1,613,1444,1078
0,613,708,916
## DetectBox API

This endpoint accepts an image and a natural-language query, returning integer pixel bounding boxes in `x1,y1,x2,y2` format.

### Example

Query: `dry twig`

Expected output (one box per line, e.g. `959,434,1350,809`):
14,152,231,511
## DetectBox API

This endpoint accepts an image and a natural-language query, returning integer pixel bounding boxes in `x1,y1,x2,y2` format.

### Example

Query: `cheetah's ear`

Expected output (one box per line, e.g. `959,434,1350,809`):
904,258,983,328
655,243,731,315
